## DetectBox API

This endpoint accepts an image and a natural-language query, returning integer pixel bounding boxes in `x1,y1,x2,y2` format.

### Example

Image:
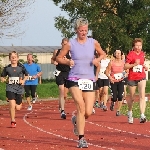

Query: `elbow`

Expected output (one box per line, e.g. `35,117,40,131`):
56,56,60,63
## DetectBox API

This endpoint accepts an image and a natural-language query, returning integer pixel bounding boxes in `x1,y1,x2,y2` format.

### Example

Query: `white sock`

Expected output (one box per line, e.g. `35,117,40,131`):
141,113,145,118
128,111,132,115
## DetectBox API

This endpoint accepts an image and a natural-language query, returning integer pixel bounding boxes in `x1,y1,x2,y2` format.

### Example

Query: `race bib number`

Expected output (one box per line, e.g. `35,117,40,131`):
114,73,123,80
53,69,61,76
78,79,93,90
133,65,143,72
99,69,105,75
27,76,34,80
9,77,20,84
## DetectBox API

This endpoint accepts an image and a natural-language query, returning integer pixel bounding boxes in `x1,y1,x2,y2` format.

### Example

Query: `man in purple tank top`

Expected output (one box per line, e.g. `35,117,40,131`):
56,18,104,148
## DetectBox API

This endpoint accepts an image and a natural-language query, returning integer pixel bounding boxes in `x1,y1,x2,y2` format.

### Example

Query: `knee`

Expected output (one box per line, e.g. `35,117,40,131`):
85,111,92,119
16,104,22,111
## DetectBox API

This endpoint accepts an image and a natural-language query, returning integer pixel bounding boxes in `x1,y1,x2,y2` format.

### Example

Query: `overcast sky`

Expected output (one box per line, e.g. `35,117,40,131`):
0,0,69,46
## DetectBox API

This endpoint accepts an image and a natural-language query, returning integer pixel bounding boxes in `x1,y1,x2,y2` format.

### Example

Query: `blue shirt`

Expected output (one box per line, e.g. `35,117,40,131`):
24,63,41,85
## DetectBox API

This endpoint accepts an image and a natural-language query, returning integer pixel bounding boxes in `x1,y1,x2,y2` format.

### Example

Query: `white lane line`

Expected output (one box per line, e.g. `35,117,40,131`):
23,111,115,150
86,121,150,138
72,110,150,138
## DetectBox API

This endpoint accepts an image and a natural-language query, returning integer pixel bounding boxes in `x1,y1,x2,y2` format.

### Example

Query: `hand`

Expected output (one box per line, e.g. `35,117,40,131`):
68,59,74,67
1,78,6,83
19,79,25,85
95,75,98,81
109,76,115,84
54,61,58,65
92,58,99,67
32,75,38,79
144,65,148,71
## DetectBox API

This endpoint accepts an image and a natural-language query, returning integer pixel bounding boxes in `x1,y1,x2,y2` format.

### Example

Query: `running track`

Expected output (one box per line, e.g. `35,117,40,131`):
0,95,150,150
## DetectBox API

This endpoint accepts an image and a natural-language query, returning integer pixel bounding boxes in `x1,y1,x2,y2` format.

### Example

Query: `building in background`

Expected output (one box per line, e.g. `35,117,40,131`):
0,46,61,79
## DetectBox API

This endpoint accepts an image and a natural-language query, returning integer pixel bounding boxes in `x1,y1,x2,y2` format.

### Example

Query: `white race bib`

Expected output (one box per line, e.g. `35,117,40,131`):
53,69,61,76
133,65,143,72
99,68,105,75
78,79,93,90
27,76,34,80
114,73,123,80
9,77,20,84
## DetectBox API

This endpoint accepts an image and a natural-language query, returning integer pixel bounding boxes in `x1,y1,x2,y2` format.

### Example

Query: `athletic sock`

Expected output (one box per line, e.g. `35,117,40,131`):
79,135,84,140
141,113,145,118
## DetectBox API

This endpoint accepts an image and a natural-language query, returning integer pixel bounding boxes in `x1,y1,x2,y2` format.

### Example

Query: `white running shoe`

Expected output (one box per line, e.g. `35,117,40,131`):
27,105,32,111
127,111,133,124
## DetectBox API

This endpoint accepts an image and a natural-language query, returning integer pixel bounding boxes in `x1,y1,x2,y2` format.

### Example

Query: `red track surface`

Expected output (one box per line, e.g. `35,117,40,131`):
0,95,150,150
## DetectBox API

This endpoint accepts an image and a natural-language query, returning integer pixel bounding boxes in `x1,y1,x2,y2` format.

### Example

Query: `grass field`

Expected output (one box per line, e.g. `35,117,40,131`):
121,101,150,121
0,79,150,120
0,80,150,101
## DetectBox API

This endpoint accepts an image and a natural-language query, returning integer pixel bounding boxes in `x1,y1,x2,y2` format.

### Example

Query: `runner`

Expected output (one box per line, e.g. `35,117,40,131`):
105,49,124,116
51,38,71,119
93,51,100,113
124,38,148,124
122,53,128,104
56,18,104,148
97,50,110,111
24,53,42,111
0,51,28,127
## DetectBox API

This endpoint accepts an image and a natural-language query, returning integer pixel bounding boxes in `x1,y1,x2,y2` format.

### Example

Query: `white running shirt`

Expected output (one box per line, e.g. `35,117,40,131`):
98,58,110,79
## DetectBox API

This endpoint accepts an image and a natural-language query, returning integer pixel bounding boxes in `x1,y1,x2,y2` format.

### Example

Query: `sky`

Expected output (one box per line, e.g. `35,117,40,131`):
0,0,69,46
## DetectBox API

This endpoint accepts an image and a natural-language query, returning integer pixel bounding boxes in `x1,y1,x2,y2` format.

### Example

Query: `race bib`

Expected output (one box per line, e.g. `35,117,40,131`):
27,76,34,80
133,65,143,72
53,69,61,76
114,73,123,80
9,77,20,84
78,79,93,90
99,69,105,75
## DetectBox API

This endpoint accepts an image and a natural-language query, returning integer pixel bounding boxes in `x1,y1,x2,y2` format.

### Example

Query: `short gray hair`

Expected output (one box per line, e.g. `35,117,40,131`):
74,18,88,30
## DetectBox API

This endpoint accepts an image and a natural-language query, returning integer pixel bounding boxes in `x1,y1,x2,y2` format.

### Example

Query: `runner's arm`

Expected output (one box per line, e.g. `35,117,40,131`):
56,43,71,66
51,50,58,65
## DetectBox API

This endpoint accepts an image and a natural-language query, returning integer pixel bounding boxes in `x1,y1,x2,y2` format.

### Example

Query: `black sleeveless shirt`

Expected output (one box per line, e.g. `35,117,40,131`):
56,49,71,72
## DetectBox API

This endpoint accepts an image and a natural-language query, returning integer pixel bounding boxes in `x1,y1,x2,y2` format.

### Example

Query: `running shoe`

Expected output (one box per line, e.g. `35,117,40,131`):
98,102,104,109
103,105,108,111
110,101,115,111
71,115,78,136
140,116,146,123
77,138,88,148
116,111,121,116
61,111,66,119
94,101,99,108
127,111,133,124
27,105,32,111
31,98,37,104
11,121,16,128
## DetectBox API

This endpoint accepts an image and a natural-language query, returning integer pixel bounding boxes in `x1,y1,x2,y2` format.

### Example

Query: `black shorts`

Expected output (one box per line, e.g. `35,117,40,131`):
24,85,37,98
123,77,128,85
6,91,22,105
65,80,96,92
95,81,99,90
55,72,69,87
97,78,109,88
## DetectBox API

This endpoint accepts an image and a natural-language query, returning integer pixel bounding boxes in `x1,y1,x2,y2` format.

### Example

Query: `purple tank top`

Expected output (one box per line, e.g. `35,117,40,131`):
68,38,95,81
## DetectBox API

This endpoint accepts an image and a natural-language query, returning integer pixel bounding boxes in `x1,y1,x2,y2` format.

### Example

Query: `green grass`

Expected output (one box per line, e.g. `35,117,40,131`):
0,80,59,101
121,101,150,121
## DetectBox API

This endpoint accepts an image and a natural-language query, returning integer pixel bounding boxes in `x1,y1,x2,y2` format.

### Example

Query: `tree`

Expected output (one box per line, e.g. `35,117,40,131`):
0,0,35,38
52,0,150,54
